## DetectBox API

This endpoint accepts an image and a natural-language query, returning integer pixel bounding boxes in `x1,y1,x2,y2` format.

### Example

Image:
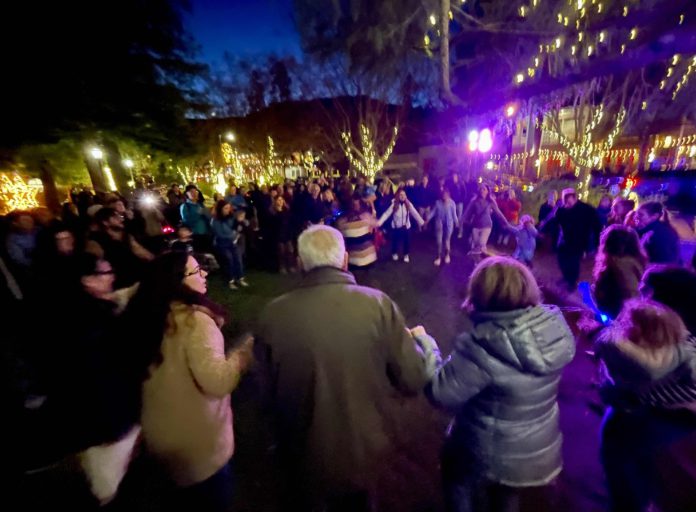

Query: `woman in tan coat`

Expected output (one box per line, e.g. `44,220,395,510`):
126,251,252,510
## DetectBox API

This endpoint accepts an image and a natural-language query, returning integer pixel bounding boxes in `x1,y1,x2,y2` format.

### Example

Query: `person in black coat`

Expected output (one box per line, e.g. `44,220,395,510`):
541,188,601,291
634,201,681,265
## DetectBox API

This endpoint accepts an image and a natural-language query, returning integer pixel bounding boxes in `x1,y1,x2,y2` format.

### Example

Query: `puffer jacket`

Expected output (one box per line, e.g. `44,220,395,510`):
427,305,575,486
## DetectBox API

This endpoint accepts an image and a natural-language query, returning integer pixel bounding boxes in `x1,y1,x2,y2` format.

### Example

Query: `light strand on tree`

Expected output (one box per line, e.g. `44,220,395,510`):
0,173,40,214
341,124,399,179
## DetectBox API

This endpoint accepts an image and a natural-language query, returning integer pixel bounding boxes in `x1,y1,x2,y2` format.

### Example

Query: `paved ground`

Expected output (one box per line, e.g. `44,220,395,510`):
205,230,606,512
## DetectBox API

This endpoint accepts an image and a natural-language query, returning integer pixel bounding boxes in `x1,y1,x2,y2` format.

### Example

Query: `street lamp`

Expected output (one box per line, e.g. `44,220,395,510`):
224,131,235,142
90,147,103,160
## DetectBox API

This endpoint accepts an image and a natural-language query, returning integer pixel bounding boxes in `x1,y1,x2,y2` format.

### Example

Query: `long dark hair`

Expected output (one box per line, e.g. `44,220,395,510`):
123,251,227,376
599,225,647,263
215,199,231,219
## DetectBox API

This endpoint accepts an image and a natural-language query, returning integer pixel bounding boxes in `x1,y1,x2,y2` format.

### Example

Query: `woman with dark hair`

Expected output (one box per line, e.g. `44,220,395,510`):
36,252,141,506
267,195,296,273
591,224,647,319
460,184,508,256
641,265,696,335
635,201,681,264
130,252,253,510
211,200,248,290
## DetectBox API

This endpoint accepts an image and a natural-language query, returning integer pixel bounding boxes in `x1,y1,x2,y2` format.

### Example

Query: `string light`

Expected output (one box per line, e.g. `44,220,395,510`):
587,45,593,56
623,5,629,17
515,73,525,84
429,14,436,26
341,125,399,179
0,173,40,214
555,37,562,48
679,14,685,25
630,28,637,40
599,31,605,43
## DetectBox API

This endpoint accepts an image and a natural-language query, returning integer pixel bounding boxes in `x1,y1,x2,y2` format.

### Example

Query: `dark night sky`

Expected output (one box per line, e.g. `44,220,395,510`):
187,0,302,66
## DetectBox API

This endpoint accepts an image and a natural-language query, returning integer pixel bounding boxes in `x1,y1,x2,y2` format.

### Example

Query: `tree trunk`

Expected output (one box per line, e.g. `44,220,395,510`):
39,159,62,214
103,139,129,192
84,155,108,193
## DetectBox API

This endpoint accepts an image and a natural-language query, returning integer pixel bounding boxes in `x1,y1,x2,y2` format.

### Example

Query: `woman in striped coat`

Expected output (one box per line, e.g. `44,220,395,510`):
336,194,378,268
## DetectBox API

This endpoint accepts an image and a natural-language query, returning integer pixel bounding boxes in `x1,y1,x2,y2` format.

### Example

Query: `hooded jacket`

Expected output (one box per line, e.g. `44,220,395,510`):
427,305,575,486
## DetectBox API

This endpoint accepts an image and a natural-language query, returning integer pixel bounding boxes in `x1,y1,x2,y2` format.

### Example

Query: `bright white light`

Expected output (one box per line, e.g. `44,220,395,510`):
141,195,156,207
429,14,437,26
664,136,673,147
505,105,516,117
690,145,696,157
225,132,236,142
468,130,479,143
90,148,103,160
478,129,493,153
485,161,494,170
123,158,134,169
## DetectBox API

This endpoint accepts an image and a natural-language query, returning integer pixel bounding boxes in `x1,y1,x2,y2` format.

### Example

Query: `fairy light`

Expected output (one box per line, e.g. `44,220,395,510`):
519,5,527,17
555,37,562,48
0,173,40,214
597,2,602,13
599,31,605,43
578,32,584,42
623,5,629,17
621,44,626,54
342,124,399,179
679,14,685,25
630,28,637,40
429,14,436,25
587,45,594,56
515,73,525,84
571,45,577,56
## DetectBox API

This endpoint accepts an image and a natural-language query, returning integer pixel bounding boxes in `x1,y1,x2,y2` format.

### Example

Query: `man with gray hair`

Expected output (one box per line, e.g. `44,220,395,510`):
258,224,439,511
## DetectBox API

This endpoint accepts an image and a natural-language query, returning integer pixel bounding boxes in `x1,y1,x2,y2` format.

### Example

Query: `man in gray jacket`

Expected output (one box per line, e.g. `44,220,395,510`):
258,225,439,511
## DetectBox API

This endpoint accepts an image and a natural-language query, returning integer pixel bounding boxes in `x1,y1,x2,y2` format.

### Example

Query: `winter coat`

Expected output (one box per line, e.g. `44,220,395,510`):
378,200,425,230
180,200,211,236
141,304,243,486
596,329,696,412
427,305,576,487
211,216,240,248
258,267,439,495
5,231,37,268
545,201,601,252
638,220,681,264
427,198,459,233
461,197,505,229
499,197,522,224
591,256,644,319
511,224,538,262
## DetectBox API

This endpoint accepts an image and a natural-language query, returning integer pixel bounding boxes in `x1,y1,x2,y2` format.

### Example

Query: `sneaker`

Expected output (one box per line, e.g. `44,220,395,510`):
228,281,238,290
434,258,441,266
237,278,249,287
404,255,410,263
392,254,399,261
444,254,451,264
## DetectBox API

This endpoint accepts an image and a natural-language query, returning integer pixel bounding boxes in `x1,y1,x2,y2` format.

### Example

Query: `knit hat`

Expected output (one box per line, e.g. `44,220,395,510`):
561,187,577,200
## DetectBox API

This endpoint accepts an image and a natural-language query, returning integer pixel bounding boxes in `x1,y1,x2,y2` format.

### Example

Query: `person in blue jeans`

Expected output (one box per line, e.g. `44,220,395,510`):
211,201,249,290
425,188,459,266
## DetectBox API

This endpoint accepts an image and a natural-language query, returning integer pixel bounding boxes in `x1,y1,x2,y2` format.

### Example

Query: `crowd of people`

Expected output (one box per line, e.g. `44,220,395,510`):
1,171,696,512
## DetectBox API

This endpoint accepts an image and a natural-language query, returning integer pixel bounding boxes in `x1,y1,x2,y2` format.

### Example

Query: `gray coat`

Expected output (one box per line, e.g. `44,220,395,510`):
258,267,439,496
427,305,575,486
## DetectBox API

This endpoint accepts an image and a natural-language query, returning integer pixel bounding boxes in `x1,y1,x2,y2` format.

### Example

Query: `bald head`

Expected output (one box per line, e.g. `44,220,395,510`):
297,225,347,272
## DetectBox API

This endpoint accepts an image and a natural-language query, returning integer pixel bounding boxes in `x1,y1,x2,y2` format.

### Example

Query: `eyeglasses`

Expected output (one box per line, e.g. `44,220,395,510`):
184,266,206,277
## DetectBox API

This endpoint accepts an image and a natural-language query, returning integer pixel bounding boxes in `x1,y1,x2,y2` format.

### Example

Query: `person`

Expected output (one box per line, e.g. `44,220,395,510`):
425,188,459,266
460,184,508,256
377,187,425,263
445,173,466,238
595,299,696,512
497,190,522,245
224,184,247,210
426,256,575,512
211,200,249,290
257,225,439,511
86,207,153,289
538,190,558,224
267,195,295,273
166,183,184,226
641,265,696,335
131,252,253,511
180,185,212,250
336,194,378,268
320,188,340,225
591,225,646,320
30,253,141,507
609,198,635,226
509,214,538,267
4,211,38,271
597,195,612,228
541,188,601,292
414,175,436,221
634,201,681,264
375,180,394,218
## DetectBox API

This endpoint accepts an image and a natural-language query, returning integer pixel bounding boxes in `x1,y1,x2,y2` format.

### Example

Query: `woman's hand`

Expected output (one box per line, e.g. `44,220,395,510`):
232,334,255,372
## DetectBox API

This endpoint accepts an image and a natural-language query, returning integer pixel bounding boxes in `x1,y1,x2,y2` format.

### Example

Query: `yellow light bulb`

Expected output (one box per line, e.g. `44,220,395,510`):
641,101,647,110
515,73,525,84
630,28,637,40
587,45,593,56
679,14,685,25
667,67,674,77
673,54,680,65
578,32,584,42
429,14,437,25
597,2,602,13
571,45,577,55
556,37,562,48
623,5,629,16
599,31,605,43
621,44,626,54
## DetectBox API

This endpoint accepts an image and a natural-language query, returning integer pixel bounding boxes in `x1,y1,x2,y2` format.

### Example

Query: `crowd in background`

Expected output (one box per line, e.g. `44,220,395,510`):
1,170,696,512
